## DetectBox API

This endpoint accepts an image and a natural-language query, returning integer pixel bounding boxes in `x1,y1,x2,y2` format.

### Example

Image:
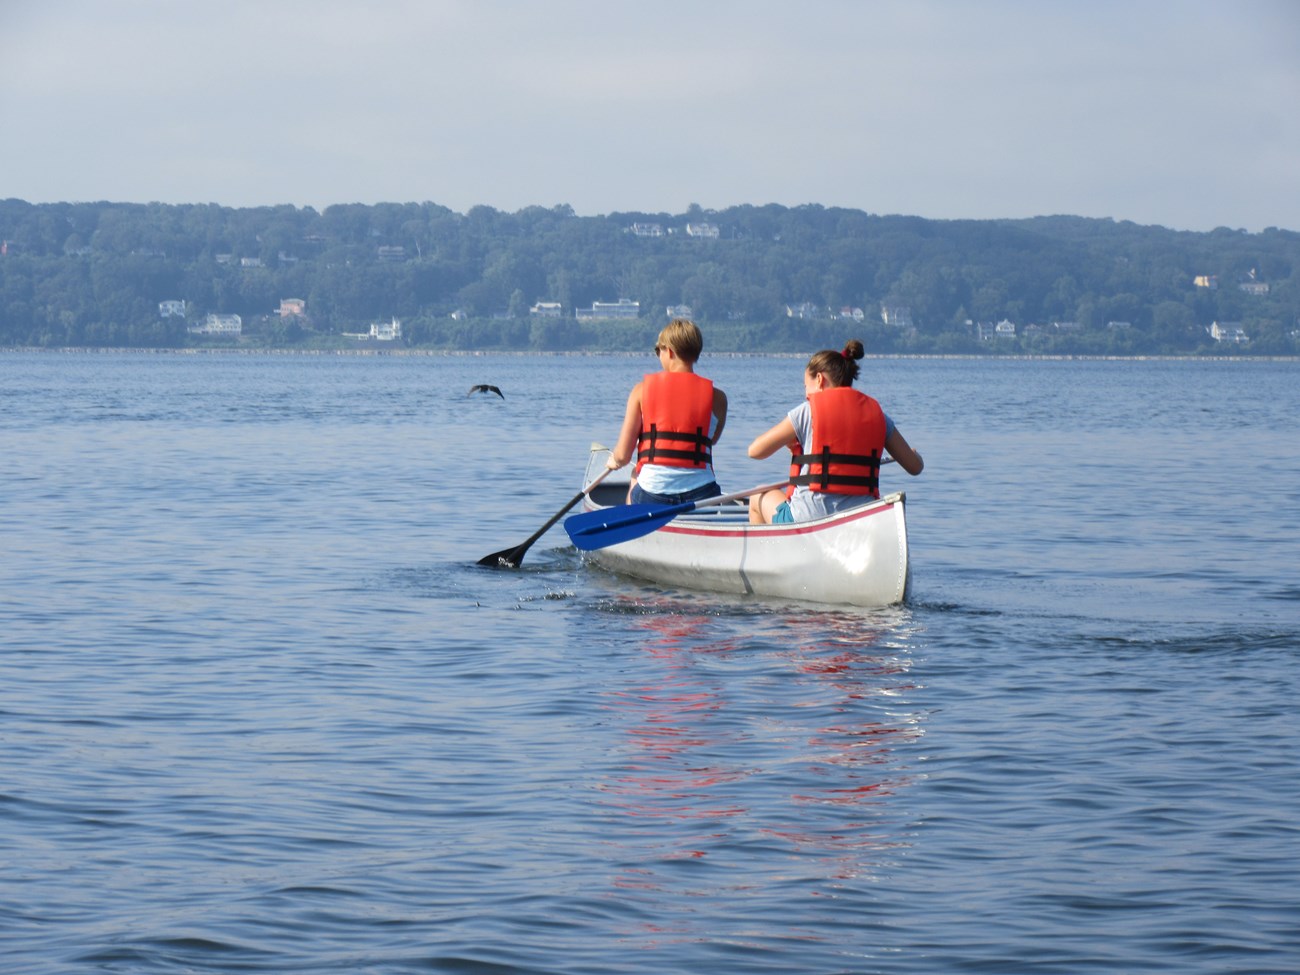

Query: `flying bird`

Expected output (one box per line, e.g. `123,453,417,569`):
467,384,504,399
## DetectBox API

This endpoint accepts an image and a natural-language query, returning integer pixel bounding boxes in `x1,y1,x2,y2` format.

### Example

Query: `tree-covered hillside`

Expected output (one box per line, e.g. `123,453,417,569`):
2,199,1297,354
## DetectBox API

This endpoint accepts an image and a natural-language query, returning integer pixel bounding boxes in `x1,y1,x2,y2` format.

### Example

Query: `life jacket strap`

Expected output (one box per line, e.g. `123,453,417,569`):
638,424,711,466
790,446,880,491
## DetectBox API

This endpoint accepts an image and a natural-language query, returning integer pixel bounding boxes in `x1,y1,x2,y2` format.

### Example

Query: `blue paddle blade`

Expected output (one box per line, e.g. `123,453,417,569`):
564,501,693,550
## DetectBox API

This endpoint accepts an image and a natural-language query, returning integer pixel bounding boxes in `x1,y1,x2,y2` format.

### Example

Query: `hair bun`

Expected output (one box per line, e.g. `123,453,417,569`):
843,339,865,361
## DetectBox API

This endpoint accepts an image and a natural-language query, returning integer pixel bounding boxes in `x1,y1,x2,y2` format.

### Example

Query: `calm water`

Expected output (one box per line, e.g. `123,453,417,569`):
2,350,1297,975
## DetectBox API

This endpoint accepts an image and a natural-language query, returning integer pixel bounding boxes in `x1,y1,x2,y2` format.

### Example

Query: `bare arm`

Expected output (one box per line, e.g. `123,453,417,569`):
711,387,728,444
606,382,644,470
885,427,924,475
748,417,798,460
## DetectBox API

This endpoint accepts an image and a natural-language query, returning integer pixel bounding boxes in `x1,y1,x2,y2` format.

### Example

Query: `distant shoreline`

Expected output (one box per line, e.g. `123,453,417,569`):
3,346,1297,363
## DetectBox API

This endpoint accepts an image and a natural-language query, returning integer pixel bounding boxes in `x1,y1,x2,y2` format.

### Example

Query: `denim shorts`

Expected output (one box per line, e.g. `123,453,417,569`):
630,481,721,506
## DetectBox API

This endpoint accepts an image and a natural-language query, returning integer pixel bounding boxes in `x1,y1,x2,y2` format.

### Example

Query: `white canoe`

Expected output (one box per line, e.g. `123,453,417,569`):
576,473,911,608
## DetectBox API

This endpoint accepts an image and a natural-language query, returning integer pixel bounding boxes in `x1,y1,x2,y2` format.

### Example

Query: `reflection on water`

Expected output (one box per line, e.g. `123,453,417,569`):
770,609,924,881
593,596,925,944
601,611,749,830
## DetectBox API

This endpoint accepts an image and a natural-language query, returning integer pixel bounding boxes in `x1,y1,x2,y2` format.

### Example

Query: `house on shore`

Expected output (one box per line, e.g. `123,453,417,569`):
1209,321,1248,343
343,317,402,342
576,299,640,321
189,314,242,336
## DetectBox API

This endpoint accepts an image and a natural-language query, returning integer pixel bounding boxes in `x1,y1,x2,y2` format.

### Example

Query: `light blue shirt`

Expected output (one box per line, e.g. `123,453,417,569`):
636,412,720,494
785,400,895,521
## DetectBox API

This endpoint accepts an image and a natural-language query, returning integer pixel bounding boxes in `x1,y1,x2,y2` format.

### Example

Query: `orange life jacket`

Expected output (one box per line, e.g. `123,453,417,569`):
788,386,886,497
635,371,715,476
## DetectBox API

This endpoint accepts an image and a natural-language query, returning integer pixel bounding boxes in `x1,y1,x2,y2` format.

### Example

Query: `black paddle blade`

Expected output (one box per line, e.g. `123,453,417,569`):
477,485,594,570
477,546,526,569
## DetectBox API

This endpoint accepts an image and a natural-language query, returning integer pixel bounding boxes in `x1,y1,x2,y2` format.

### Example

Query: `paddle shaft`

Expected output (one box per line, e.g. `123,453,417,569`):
572,457,896,539
653,479,791,518
565,458,898,551
565,480,789,550
478,466,615,568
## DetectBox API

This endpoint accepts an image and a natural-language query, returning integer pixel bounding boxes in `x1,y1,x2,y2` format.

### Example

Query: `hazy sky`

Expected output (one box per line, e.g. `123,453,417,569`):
3,0,1297,231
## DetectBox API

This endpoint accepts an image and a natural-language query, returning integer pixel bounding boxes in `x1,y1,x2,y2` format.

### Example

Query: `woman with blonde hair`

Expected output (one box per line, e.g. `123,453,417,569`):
604,318,728,505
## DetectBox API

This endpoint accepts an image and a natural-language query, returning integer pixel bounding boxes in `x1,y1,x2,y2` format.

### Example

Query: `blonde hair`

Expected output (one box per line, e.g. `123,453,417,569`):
656,319,703,364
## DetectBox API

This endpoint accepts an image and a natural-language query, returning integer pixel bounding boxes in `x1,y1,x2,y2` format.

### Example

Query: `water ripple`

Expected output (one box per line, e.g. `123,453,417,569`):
3,352,1298,974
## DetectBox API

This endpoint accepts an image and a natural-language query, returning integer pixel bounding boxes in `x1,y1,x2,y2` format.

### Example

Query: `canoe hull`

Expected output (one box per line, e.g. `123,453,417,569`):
579,488,911,607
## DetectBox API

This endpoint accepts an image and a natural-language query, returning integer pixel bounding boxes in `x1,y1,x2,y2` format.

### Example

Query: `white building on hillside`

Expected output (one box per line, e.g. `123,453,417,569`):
1209,321,1248,343
189,314,242,335
576,299,640,321
881,305,912,328
345,317,402,341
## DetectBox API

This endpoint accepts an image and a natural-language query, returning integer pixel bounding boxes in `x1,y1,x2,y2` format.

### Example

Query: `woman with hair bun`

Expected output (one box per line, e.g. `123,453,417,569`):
747,339,923,524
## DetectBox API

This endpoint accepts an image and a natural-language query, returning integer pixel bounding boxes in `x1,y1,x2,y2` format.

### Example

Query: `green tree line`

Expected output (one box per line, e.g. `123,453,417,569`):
2,198,1297,354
